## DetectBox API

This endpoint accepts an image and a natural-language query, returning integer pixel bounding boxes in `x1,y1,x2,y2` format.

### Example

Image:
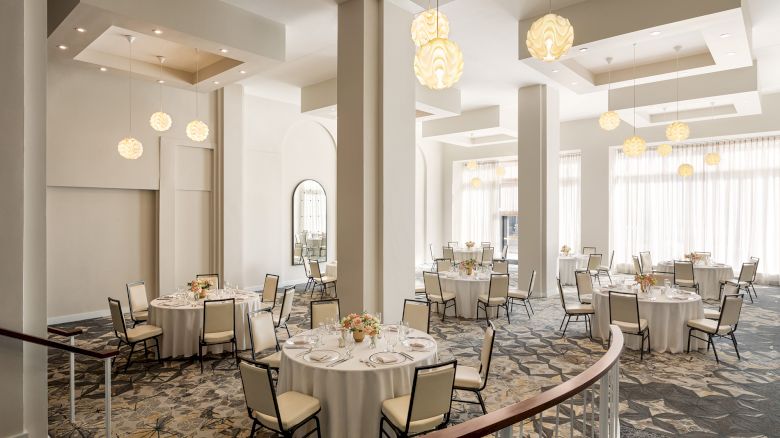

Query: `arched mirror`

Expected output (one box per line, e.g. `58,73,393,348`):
292,179,327,265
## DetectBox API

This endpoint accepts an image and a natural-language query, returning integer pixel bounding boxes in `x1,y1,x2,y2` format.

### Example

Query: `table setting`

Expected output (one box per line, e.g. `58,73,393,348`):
438,262,501,318
654,257,734,300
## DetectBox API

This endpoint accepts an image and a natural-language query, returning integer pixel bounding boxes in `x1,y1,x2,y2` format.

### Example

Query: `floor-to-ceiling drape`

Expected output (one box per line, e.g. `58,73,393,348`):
559,152,582,253
459,161,501,245
610,136,779,284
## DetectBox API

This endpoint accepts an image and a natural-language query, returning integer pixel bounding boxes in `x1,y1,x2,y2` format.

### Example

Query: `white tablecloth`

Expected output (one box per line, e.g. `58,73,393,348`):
277,328,437,438
148,291,262,358
453,248,480,262
325,261,337,278
591,287,706,353
655,262,734,300
558,255,589,285
438,272,500,319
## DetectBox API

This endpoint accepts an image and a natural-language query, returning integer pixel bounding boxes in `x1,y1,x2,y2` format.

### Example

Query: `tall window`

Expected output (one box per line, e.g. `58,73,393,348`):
559,152,582,253
459,161,501,245
610,136,779,283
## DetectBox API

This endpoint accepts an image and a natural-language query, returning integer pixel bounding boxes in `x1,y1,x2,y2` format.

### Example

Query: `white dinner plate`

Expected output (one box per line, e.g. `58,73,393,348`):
303,349,341,363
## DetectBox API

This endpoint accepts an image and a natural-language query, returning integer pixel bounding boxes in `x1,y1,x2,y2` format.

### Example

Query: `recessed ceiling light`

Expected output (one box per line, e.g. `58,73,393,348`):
578,47,588,52
552,69,560,73
157,79,165,84
75,27,86,33
213,81,220,85
727,51,736,56
239,70,246,74
153,29,163,35
57,44,68,50
219,48,229,53
650,31,661,36
720,33,731,38
571,81,578,85
99,67,108,72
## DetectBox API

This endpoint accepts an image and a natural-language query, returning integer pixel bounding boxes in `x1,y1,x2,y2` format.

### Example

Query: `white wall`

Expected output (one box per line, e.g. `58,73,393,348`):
415,139,445,267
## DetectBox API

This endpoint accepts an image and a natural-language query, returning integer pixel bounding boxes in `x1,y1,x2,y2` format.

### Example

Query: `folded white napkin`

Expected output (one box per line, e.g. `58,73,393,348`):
290,338,308,345
407,340,428,350
309,351,332,362
375,353,398,364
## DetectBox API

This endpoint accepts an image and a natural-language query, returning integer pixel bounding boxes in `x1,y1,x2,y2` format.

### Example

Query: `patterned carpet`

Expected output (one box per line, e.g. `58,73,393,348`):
48,274,780,437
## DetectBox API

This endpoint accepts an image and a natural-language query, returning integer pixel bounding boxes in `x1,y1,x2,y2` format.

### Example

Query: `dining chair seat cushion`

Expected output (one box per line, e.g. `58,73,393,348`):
203,330,234,343
687,318,732,335
414,284,426,293
566,303,594,314
507,289,528,299
703,309,721,320
613,318,648,334
723,279,749,287
258,351,282,369
315,276,337,284
123,324,162,343
453,365,482,389
676,279,696,286
131,310,148,321
428,292,456,303
578,294,592,304
478,295,507,305
381,395,444,434
598,265,610,271
254,391,320,430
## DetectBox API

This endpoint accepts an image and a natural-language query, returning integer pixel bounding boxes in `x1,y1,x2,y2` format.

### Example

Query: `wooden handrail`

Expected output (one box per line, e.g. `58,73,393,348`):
0,327,117,359
428,325,624,438
48,326,84,337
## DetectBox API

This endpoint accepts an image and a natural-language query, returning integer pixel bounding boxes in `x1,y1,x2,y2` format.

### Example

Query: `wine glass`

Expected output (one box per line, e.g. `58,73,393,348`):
386,331,398,353
344,335,355,357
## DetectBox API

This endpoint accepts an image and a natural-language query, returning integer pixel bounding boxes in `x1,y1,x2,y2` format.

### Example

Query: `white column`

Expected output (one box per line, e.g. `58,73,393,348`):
517,85,560,297
337,0,416,321
220,85,245,285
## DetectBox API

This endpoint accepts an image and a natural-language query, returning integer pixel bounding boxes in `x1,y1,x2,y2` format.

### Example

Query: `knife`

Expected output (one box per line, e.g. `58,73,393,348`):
399,352,414,360
327,357,350,367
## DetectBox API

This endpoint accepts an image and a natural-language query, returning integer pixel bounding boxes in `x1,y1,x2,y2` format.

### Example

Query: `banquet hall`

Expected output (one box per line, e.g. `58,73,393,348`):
2,0,779,436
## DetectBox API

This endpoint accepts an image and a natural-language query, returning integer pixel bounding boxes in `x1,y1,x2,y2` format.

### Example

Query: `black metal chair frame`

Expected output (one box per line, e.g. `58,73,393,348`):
582,246,596,255
424,271,457,321
476,274,511,324
452,321,495,414
310,298,341,330
311,260,337,299
196,273,221,290
125,280,147,327
720,262,758,304
242,309,281,372
574,269,592,304
107,297,162,373
260,273,280,312
673,260,700,295
199,298,237,373
402,299,431,334
302,257,315,293
608,291,650,361
597,251,614,284
557,278,593,339
587,253,605,285
508,270,536,317
687,294,743,364
479,247,494,267
274,286,296,337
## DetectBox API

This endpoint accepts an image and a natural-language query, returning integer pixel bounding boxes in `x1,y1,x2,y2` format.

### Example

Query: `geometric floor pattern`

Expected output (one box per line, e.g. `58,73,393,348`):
47,276,780,437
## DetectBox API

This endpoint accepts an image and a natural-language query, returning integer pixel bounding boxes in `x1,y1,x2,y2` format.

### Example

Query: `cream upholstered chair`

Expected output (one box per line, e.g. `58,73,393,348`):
379,360,457,437
609,291,650,360
557,278,594,338
402,299,431,333
477,273,510,324
199,298,237,372
197,273,220,290
480,247,494,266
260,274,280,311
452,321,495,414
239,361,322,437
309,260,336,299
687,294,744,363
245,310,281,372
673,260,700,294
428,244,437,270
508,270,536,318
302,257,315,293
749,256,760,299
310,298,340,330
720,262,758,303
574,270,594,304
587,253,604,285
293,243,303,265
435,258,452,273
274,287,295,337
108,298,162,373
639,251,653,273
480,241,491,247
442,246,455,262
632,255,643,275
500,245,508,261
447,241,458,248
597,251,614,283
705,283,739,320
582,246,596,255
423,271,456,320
125,281,149,327
492,260,508,275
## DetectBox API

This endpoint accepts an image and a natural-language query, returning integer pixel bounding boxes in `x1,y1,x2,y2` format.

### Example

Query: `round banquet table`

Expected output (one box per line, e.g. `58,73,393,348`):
591,287,706,353
438,271,500,319
453,247,480,262
325,260,337,278
558,255,589,285
148,290,262,358
654,261,734,300
277,327,438,438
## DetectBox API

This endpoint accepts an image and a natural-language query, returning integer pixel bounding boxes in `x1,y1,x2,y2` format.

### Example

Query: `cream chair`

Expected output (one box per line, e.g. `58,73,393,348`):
608,291,650,361
199,298,236,372
245,310,281,372
632,255,643,275
302,257,315,293
500,245,508,261
125,281,149,327
582,246,596,255
587,253,604,285
639,251,653,273
402,299,431,333
428,244,437,270
674,260,700,294
239,361,322,437
435,258,452,273
196,273,220,290
480,247,494,266
260,274,280,311
687,294,744,363
749,256,760,300
379,360,457,437
598,251,614,283
705,283,739,320
476,273,510,324
557,278,594,338
447,241,459,248
508,269,536,318
310,298,340,330
108,298,162,373
452,321,495,414
423,271,457,321
310,260,337,299
442,246,455,262
293,243,303,265
414,281,427,300
480,241,491,247
720,262,757,303
574,270,594,304
492,260,508,275
274,287,296,337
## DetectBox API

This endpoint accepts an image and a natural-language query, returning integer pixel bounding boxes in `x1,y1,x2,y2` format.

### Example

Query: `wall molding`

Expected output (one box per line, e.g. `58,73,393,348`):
47,309,110,325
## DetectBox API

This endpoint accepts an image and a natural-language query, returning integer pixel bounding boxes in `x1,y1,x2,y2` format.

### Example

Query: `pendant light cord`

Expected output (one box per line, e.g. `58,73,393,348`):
128,37,133,134
435,0,439,39
675,47,680,120
632,43,636,135
194,48,200,118
158,57,164,111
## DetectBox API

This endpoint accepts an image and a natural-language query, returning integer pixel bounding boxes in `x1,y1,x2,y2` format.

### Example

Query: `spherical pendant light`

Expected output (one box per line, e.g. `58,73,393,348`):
657,143,672,157
410,9,449,47
414,37,464,90
470,177,481,188
622,135,646,157
678,163,694,177
186,120,209,142
150,111,172,132
495,165,505,177
526,13,574,62
599,111,621,131
117,137,143,160
466,160,477,170
666,121,690,142
704,152,721,165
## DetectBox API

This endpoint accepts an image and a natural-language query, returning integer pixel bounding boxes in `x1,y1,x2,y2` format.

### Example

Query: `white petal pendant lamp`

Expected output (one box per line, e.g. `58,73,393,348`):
599,57,621,131
470,177,482,188
411,8,449,47
466,160,477,170
678,163,694,177
187,48,209,142
657,143,672,157
666,46,690,142
495,165,505,177
150,56,172,132
526,0,574,62
118,35,143,160
414,0,463,90
622,44,645,157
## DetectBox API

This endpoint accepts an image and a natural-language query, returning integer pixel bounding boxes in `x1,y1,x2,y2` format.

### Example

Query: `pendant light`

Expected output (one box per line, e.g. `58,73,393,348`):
657,143,672,156
470,177,482,188
704,104,720,165
411,1,449,47
622,43,645,157
466,160,477,170
186,48,209,142
495,165,505,177
526,0,574,62
666,46,690,142
598,57,621,131
117,35,143,160
678,163,694,177
149,56,172,132
414,0,463,90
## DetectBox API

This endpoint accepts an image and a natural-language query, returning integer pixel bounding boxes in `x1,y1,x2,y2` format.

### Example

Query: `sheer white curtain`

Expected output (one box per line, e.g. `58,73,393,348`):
610,136,780,284
459,162,501,245
559,152,581,253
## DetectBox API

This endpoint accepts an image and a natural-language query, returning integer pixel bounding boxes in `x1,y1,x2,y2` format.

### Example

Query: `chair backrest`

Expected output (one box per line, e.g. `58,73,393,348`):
607,250,615,269
718,294,744,330
478,321,496,382
277,287,295,326
481,242,491,247
447,241,458,248
556,277,568,311
309,260,323,279
436,258,452,273
738,263,756,283
402,299,431,333
429,243,435,260
639,251,652,273
126,281,149,318
575,270,593,301
632,256,643,275
587,253,602,270
203,299,235,338
582,246,596,255
310,298,340,329
197,273,220,290
238,362,283,432
405,360,457,430
749,256,760,281
674,260,695,282
247,310,278,358
293,243,303,258
107,298,128,339
488,274,509,300
302,257,312,277
423,271,443,298
608,291,640,329
493,260,508,274
501,245,508,259
442,247,455,261
481,247,494,263
526,270,537,297
261,274,279,303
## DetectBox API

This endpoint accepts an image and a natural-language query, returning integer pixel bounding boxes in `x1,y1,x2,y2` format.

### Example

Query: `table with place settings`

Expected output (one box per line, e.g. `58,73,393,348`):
438,270,499,318
654,261,734,300
453,247,481,262
558,254,590,285
148,290,263,358
276,326,438,438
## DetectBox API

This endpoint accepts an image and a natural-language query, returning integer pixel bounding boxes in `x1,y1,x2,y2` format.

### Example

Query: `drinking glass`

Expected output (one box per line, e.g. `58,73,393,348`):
344,335,355,357
310,332,320,348
386,332,398,353
399,321,409,343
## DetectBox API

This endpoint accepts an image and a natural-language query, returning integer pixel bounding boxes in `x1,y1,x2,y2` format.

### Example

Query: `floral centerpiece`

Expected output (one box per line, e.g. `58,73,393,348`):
461,258,477,276
634,273,656,293
340,312,380,342
465,241,475,249
561,244,571,256
684,252,704,265
189,278,214,299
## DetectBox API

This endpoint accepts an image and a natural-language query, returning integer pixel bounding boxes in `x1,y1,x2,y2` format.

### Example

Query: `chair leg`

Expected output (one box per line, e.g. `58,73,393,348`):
524,300,531,318
646,330,651,355
250,420,257,437
199,340,204,373
559,314,567,331
686,328,692,353
528,299,534,314
710,334,720,364
156,337,163,365
562,315,570,337
124,343,136,373
505,304,510,324
476,391,487,414
731,332,741,360
315,415,322,438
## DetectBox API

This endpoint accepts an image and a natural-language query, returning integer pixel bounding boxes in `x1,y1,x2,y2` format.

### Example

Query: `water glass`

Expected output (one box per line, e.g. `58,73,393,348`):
344,335,355,357
386,332,398,353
